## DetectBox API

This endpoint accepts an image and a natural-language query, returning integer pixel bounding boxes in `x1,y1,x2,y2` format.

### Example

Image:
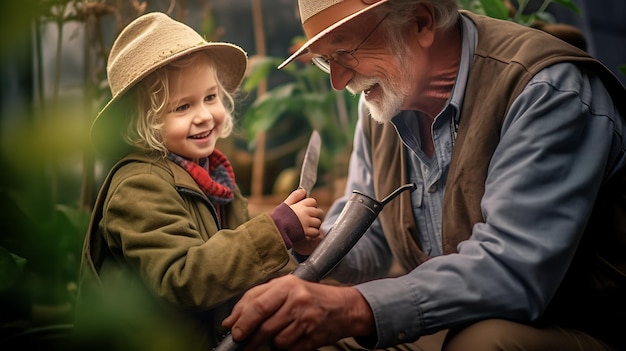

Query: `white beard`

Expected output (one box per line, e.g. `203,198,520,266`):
364,88,404,124
346,68,410,124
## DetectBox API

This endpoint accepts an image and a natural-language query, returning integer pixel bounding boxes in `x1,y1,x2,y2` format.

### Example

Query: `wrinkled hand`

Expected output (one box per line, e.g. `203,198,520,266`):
284,189,324,255
221,275,374,351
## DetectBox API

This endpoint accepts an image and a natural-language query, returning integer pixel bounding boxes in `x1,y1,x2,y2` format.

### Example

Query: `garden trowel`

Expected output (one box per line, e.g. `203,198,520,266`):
214,183,416,351
297,130,321,197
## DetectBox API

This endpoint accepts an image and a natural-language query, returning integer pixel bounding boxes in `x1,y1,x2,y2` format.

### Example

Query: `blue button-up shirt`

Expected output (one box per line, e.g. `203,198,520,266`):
320,13,626,348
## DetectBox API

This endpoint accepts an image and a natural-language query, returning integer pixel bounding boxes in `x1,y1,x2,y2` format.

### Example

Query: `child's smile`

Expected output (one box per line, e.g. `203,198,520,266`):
161,55,226,160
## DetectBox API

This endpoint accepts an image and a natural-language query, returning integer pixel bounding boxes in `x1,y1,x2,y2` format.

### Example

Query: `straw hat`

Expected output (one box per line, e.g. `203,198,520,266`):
278,0,389,69
91,12,247,156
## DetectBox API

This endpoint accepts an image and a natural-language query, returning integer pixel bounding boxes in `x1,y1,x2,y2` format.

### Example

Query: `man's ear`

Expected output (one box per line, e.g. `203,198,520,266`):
414,3,436,48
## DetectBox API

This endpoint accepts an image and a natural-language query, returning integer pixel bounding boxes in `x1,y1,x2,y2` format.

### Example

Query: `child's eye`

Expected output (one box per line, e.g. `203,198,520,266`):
174,104,190,112
205,94,217,102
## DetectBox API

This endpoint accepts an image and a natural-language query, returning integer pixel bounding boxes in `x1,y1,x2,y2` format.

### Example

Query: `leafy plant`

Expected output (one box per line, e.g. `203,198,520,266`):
240,54,360,182
460,0,580,25
0,0,212,339
460,0,510,19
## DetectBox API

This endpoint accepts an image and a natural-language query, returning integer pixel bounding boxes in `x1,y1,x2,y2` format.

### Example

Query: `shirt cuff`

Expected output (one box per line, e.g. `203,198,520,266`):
270,202,305,249
354,276,423,348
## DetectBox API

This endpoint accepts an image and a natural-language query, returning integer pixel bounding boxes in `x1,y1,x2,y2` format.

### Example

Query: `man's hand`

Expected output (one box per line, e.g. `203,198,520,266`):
221,275,375,351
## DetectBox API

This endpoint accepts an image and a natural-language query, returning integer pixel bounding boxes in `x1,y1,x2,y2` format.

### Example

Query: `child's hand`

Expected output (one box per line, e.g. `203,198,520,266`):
284,188,324,255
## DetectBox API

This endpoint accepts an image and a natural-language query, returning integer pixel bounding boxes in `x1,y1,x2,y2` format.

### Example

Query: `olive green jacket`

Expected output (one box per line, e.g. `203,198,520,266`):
75,151,295,349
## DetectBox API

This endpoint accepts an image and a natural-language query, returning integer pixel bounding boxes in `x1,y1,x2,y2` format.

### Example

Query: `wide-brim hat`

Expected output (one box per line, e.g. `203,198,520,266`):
278,0,389,69
91,12,248,156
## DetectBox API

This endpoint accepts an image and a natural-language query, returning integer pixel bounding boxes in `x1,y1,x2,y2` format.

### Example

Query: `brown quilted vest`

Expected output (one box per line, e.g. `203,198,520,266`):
362,11,626,348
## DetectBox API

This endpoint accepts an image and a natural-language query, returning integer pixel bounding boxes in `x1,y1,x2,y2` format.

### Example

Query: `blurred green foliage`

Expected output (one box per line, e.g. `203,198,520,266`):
460,0,580,24
0,0,92,339
240,55,360,181
0,1,248,349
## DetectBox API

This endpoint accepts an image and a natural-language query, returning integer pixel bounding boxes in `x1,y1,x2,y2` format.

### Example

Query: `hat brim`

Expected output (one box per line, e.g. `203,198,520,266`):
91,43,247,157
278,0,388,70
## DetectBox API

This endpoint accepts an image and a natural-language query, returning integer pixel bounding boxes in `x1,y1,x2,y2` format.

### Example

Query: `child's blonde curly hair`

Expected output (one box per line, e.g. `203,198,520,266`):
123,51,236,157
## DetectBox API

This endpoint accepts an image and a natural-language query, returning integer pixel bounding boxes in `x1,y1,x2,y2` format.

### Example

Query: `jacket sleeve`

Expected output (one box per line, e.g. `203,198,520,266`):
100,168,296,309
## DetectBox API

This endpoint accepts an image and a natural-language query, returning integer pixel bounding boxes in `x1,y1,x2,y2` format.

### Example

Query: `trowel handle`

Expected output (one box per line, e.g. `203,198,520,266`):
292,191,382,281
214,184,415,351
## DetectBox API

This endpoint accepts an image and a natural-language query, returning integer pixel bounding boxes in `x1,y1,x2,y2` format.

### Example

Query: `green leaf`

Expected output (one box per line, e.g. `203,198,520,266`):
55,204,90,233
459,0,486,15
241,57,276,92
242,83,297,141
301,93,335,131
479,0,509,20
0,246,26,292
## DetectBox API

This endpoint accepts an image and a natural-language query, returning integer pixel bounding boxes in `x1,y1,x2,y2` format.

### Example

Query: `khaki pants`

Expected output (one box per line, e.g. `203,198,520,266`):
320,319,616,351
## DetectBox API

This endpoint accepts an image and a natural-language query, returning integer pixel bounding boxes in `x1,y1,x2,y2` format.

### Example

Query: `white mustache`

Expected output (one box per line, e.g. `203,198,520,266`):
347,75,380,95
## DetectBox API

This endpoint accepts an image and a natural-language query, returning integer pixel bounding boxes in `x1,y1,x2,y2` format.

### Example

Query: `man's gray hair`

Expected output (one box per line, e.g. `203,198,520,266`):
378,0,460,29
373,0,460,60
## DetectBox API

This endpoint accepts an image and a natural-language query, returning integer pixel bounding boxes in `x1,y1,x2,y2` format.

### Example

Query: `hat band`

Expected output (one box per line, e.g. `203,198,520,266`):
303,0,383,39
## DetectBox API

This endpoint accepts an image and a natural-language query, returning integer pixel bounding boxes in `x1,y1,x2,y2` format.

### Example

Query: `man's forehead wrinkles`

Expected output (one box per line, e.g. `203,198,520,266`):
314,27,357,51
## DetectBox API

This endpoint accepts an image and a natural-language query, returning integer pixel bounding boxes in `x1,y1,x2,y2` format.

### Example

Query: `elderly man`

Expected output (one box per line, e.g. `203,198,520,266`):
222,0,626,350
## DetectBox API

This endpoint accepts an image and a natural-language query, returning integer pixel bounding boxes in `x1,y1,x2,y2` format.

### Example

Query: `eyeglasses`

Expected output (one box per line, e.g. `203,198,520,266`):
311,13,389,74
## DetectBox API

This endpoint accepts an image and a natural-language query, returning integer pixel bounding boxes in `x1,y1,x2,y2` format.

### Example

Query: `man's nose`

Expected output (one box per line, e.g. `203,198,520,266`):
329,62,355,91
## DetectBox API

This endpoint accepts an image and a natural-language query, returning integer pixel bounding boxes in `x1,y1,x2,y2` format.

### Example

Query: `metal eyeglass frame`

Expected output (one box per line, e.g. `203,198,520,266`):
311,13,389,74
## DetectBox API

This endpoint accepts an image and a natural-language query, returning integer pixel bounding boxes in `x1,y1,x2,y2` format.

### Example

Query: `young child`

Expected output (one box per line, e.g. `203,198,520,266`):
74,12,323,350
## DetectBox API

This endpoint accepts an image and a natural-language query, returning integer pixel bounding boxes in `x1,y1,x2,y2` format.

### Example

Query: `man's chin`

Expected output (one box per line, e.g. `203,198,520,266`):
364,100,393,124
350,80,403,124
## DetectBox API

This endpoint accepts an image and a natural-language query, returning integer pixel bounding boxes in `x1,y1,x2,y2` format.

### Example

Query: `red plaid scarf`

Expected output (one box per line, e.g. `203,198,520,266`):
167,149,235,206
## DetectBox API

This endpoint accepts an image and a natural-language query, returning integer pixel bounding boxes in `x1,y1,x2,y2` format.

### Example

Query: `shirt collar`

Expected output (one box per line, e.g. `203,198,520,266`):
390,13,477,126
449,13,478,125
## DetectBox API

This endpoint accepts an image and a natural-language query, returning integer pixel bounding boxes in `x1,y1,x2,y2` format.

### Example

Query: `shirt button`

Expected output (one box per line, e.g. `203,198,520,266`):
397,332,407,341
428,184,437,193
